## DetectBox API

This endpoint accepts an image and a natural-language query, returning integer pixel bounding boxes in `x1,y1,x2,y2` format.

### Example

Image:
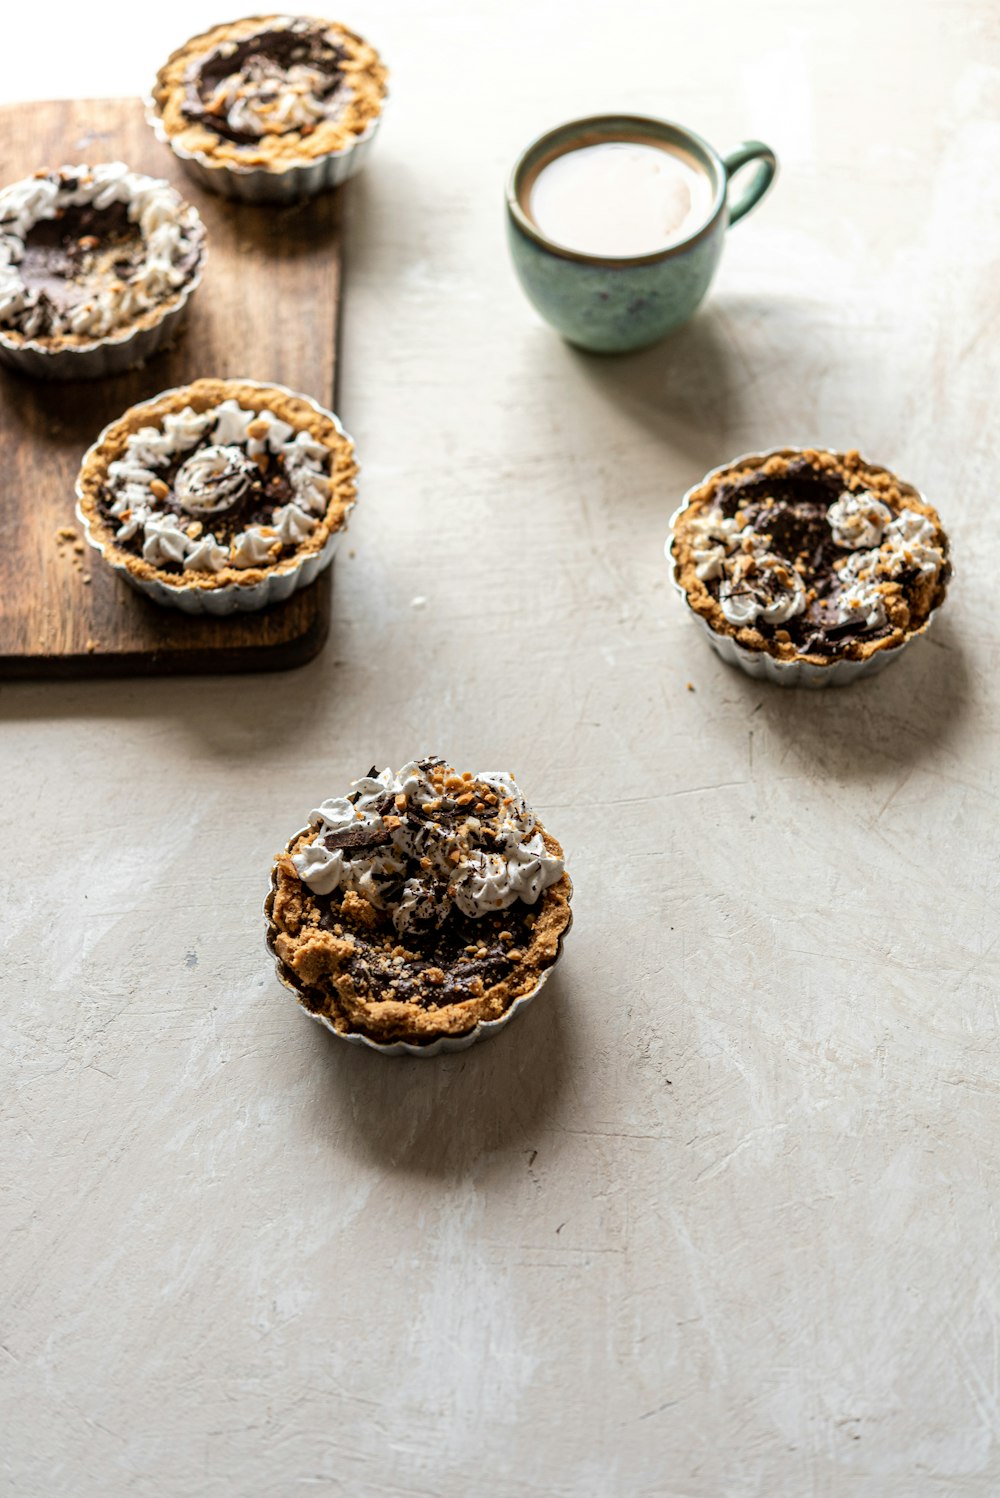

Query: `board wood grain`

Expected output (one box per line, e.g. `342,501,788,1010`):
0,97,344,677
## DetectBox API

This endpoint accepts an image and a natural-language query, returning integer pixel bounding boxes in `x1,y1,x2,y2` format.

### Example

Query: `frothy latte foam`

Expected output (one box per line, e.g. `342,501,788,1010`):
529,140,715,258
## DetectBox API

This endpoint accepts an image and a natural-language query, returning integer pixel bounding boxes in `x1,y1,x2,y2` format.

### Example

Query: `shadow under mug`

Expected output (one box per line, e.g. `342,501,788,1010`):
506,115,777,354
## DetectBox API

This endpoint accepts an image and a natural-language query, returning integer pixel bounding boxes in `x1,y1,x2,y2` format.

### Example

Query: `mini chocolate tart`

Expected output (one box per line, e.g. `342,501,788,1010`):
75,377,357,614
668,447,951,686
266,759,573,1053
0,163,205,380
149,15,388,201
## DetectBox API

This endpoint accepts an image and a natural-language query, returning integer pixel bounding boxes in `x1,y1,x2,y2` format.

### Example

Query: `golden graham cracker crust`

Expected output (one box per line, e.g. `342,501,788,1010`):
76,377,357,592
671,448,950,666
152,15,388,172
270,826,573,1045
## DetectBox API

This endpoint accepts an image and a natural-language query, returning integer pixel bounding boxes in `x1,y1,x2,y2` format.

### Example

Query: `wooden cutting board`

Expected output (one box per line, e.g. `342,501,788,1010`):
0,97,345,677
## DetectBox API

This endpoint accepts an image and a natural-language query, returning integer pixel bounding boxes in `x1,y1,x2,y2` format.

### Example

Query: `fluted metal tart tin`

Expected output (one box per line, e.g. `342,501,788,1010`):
75,379,356,615
146,101,383,203
264,832,573,1058
666,446,950,689
145,20,388,207
0,227,205,382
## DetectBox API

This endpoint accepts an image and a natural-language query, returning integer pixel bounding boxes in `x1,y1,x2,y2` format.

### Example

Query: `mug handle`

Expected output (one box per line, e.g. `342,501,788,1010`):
722,141,778,226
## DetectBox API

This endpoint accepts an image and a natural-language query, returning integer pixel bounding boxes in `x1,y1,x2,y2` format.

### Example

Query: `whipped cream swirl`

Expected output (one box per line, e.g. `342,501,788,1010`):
174,445,255,514
104,398,333,573
292,759,565,934
0,164,202,341
141,512,190,567
230,526,278,569
827,490,892,549
719,552,807,626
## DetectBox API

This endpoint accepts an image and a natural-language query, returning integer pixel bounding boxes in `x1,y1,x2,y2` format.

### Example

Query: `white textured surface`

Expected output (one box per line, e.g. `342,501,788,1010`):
3,2,1000,1495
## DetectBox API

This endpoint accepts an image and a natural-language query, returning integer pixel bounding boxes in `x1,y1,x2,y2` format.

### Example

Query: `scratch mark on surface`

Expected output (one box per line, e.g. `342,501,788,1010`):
638,1398,682,1420
561,1127,667,1143
696,1123,788,1182
874,766,914,822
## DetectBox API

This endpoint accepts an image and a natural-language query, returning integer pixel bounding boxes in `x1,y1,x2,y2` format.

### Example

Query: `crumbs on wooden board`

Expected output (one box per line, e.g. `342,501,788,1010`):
54,527,92,576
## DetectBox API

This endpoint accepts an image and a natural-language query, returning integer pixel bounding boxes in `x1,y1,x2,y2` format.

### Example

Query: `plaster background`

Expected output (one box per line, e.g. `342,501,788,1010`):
2,2,999,1494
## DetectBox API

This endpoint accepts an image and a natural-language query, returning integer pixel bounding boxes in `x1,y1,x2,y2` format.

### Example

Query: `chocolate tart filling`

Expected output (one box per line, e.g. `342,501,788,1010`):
97,444,298,563
1,164,207,367
708,459,901,656
309,898,537,1011
182,24,347,145
18,202,140,318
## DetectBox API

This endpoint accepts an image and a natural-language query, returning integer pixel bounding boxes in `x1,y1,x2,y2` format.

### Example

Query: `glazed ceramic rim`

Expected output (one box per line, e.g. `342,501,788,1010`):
75,377,356,611
263,827,573,1058
506,113,726,268
0,196,206,373
145,16,389,188
665,444,952,683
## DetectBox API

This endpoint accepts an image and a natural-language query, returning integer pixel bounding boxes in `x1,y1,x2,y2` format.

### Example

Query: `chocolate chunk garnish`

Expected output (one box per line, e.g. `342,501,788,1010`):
823,619,863,642
323,824,391,852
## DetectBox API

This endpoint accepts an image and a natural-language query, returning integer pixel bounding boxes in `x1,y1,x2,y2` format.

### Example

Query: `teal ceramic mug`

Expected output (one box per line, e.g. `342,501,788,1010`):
506,115,777,354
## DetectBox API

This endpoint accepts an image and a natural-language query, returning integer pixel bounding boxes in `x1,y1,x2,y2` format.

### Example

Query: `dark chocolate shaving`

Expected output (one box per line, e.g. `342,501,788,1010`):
323,824,391,853
316,898,533,1008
